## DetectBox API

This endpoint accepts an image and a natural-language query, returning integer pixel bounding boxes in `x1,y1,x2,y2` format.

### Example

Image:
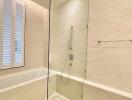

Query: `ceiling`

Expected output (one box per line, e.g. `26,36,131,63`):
31,0,50,9
31,0,70,9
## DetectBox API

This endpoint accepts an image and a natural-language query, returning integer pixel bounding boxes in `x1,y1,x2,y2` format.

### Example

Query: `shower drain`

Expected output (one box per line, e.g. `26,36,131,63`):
52,95,66,100
47,92,70,100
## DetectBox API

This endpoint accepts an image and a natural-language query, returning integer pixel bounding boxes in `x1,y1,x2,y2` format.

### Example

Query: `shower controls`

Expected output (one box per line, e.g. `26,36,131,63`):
69,54,74,61
69,62,72,66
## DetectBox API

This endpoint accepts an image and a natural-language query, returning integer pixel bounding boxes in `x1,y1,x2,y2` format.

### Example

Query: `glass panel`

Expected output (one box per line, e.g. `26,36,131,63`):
15,0,25,65
48,0,89,100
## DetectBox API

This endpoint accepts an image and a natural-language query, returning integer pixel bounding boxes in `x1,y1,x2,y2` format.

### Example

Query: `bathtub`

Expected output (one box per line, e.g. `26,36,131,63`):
52,70,132,100
0,68,55,93
0,68,132,100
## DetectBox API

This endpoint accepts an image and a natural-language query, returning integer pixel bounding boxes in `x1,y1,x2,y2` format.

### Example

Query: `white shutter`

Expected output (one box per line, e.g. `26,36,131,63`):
2,0,13,68
14,0,25,66
0,0,25,69
0,0,3,67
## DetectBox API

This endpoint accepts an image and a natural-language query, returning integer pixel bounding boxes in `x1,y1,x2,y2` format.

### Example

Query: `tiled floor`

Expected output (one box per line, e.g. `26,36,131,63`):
45,93,70,100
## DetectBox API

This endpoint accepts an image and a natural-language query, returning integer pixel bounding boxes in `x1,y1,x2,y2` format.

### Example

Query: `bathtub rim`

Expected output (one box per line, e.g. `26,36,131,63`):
0,67,55,93
0,68,132,100
52,69,132,99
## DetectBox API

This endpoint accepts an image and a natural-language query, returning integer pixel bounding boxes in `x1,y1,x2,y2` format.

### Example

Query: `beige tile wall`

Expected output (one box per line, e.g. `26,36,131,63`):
48,75,57,97
83,84,132,100
50,0,88,79
25,0,49,68
50,0,132,99
0,75,56,100
56,76,132,100
0,79,47,100
56,75,83,100
87,0,132,93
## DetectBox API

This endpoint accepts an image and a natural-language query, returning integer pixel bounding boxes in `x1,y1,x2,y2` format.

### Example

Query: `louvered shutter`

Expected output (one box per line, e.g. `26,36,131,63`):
0,0,25,69
2,0,13,68
14,0,25,66
0,0,3,67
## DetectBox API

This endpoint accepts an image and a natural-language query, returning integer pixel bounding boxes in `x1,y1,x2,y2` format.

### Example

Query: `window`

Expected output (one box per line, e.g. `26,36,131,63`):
0,0,25,69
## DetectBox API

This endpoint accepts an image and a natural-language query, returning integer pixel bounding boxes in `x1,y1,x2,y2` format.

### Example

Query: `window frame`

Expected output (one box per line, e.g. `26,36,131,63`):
0,0,25,69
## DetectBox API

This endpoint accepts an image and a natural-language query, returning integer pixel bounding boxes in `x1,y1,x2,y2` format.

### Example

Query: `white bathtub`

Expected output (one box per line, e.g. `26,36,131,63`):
0,68,55,93
52,70,132,100
0,68,132,100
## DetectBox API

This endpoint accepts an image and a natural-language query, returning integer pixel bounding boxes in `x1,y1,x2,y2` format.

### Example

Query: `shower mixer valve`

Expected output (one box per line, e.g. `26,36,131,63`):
69,54,74,61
